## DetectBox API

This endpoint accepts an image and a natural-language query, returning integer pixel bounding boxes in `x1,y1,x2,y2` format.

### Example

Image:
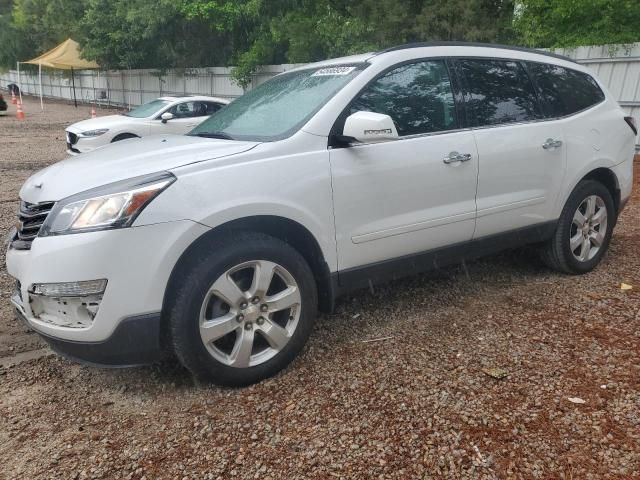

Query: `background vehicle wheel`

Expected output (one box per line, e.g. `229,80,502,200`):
541,179,615,274
168,231,317,386
111,133,138,142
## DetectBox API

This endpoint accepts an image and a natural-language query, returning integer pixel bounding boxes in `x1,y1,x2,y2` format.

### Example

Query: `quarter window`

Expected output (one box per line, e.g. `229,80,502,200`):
204,102,224,115
527,62,605,117
350,60,458,136
457,59,542,126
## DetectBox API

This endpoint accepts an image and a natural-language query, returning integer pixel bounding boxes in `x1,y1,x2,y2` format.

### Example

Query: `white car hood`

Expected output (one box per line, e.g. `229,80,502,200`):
66,114,133,133
20,135,258,203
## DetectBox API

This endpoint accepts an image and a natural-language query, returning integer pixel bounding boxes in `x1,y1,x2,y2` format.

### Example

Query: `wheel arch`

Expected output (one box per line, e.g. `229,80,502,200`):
111,132,139,142
580,167,621,215
161,215,336,349
559,165,622,221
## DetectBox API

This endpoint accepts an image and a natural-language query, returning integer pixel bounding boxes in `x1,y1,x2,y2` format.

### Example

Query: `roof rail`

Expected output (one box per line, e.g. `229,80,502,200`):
376,41,577,64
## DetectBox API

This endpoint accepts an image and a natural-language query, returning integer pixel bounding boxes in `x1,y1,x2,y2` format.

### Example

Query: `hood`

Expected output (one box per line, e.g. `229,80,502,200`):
20,135,258,203
66,115,131,132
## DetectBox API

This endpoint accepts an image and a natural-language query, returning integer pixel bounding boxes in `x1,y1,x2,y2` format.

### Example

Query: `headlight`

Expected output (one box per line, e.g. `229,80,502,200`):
79,128,109,137
40,172,175,236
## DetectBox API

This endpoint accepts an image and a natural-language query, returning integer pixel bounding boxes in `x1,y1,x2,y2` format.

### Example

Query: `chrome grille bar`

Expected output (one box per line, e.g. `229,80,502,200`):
11,200,55,250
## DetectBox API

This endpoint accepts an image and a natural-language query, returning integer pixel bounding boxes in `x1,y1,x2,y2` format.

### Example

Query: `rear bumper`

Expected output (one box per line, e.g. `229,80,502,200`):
612,155,634,215
15,307,164,366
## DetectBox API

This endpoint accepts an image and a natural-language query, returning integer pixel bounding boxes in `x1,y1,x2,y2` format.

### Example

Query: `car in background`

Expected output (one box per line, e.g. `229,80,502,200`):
0,92,7,116
65,95,229,154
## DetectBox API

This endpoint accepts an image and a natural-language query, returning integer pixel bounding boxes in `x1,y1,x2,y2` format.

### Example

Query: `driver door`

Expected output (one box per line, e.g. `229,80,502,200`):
152,101,205,135
330,59,479,275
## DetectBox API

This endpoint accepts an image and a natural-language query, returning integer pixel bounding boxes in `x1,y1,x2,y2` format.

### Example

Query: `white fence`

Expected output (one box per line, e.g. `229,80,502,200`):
1,44,639,145
0,64,302,107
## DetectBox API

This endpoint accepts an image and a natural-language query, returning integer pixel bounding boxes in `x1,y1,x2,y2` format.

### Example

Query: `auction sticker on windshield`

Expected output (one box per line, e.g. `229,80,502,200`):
311,66,357,76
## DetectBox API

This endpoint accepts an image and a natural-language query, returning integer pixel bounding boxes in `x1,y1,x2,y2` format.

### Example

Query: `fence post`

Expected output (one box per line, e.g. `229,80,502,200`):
139,70,143,105
106,71,111,108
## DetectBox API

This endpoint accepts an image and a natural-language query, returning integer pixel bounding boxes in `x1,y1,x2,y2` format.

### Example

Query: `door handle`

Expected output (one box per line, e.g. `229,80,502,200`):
542,138,563,150
443,151,472,164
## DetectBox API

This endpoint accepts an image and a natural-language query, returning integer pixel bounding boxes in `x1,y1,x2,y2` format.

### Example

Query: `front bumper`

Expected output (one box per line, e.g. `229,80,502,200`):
14,306,163,366
65,129,109,155
6,219,209,348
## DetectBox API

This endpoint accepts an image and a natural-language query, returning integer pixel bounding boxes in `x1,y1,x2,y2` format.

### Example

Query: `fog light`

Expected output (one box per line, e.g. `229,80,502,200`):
31,279,107,297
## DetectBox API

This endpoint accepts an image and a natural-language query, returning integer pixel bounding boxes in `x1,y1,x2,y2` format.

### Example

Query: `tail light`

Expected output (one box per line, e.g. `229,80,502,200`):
625,116,638,136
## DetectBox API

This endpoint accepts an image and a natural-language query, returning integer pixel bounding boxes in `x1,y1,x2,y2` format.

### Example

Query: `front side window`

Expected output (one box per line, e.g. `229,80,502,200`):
125,99,170,118
191,65,364,141
350,60,457,136
168,101,212,118
457,59,542,127
527,62,605,118
168,101,198,118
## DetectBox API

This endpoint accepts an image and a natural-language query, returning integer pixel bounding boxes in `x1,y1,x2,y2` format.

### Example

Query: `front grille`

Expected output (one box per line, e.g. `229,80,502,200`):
11,200,55,250
66,142,80,153
66,131,78,145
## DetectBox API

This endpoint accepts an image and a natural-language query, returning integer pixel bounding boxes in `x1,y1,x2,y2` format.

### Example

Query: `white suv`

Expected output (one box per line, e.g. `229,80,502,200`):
7,43,637,386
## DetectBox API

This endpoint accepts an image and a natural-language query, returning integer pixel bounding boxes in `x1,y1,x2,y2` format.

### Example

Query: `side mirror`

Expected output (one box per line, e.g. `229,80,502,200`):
160,112,174,124
342,111,399,144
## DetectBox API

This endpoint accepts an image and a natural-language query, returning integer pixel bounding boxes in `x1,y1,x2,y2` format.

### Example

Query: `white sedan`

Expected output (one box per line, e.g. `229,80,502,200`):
65,95,230,154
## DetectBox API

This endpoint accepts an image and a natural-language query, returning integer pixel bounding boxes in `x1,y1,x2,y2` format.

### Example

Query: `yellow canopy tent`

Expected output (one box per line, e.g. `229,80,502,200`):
19,38,99,109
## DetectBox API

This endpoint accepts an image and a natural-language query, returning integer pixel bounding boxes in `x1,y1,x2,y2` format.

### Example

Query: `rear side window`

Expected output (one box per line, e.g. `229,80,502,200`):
526,63,605,117
204,102,224,115
350,60,457,136
457,59,543,127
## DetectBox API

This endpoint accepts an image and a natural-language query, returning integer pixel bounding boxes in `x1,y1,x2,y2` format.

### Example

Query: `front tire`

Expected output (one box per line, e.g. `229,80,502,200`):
168,231,317,386
541,179,615,274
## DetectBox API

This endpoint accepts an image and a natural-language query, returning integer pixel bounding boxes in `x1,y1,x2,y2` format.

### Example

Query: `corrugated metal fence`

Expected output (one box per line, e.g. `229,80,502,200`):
0,64,301,107
1,43,639,145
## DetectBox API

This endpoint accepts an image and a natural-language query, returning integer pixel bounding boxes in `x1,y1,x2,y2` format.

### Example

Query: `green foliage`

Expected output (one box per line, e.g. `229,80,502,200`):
514,0,640,48
1,0,639,85
182,0,516,87
80,0,227,69
0,0,84,69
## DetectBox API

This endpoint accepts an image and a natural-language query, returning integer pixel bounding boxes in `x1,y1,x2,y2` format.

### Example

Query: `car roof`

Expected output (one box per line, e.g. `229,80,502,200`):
158,95,230,104
375,42,577,64
287,42,583,74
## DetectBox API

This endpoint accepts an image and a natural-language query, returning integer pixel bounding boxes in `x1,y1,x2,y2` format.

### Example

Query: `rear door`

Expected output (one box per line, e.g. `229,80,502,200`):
454,58,566,238
330,59,479,272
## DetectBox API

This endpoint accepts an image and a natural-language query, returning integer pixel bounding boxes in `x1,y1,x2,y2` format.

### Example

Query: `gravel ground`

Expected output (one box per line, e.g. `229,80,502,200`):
1,94,639,480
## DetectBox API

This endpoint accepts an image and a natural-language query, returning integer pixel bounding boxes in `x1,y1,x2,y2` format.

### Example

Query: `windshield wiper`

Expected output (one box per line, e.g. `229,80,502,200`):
190,132,235,140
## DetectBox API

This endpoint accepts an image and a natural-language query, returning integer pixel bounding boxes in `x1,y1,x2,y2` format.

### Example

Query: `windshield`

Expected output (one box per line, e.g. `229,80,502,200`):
125,99,170,118
190,65,365,141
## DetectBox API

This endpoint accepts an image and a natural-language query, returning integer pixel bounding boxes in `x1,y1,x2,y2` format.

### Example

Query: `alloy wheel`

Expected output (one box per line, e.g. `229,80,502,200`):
198,260,301,368
570,194,608,262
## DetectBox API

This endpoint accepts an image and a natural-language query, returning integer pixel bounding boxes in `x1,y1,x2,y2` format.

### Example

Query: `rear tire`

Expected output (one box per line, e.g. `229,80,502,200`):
168,231,317,386
541,179,615,274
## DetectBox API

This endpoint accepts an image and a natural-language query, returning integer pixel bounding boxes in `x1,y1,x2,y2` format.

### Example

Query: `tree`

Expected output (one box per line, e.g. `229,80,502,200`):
80,0,227,69
514,0,640,48
181,0,516,87
0,0,85,69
